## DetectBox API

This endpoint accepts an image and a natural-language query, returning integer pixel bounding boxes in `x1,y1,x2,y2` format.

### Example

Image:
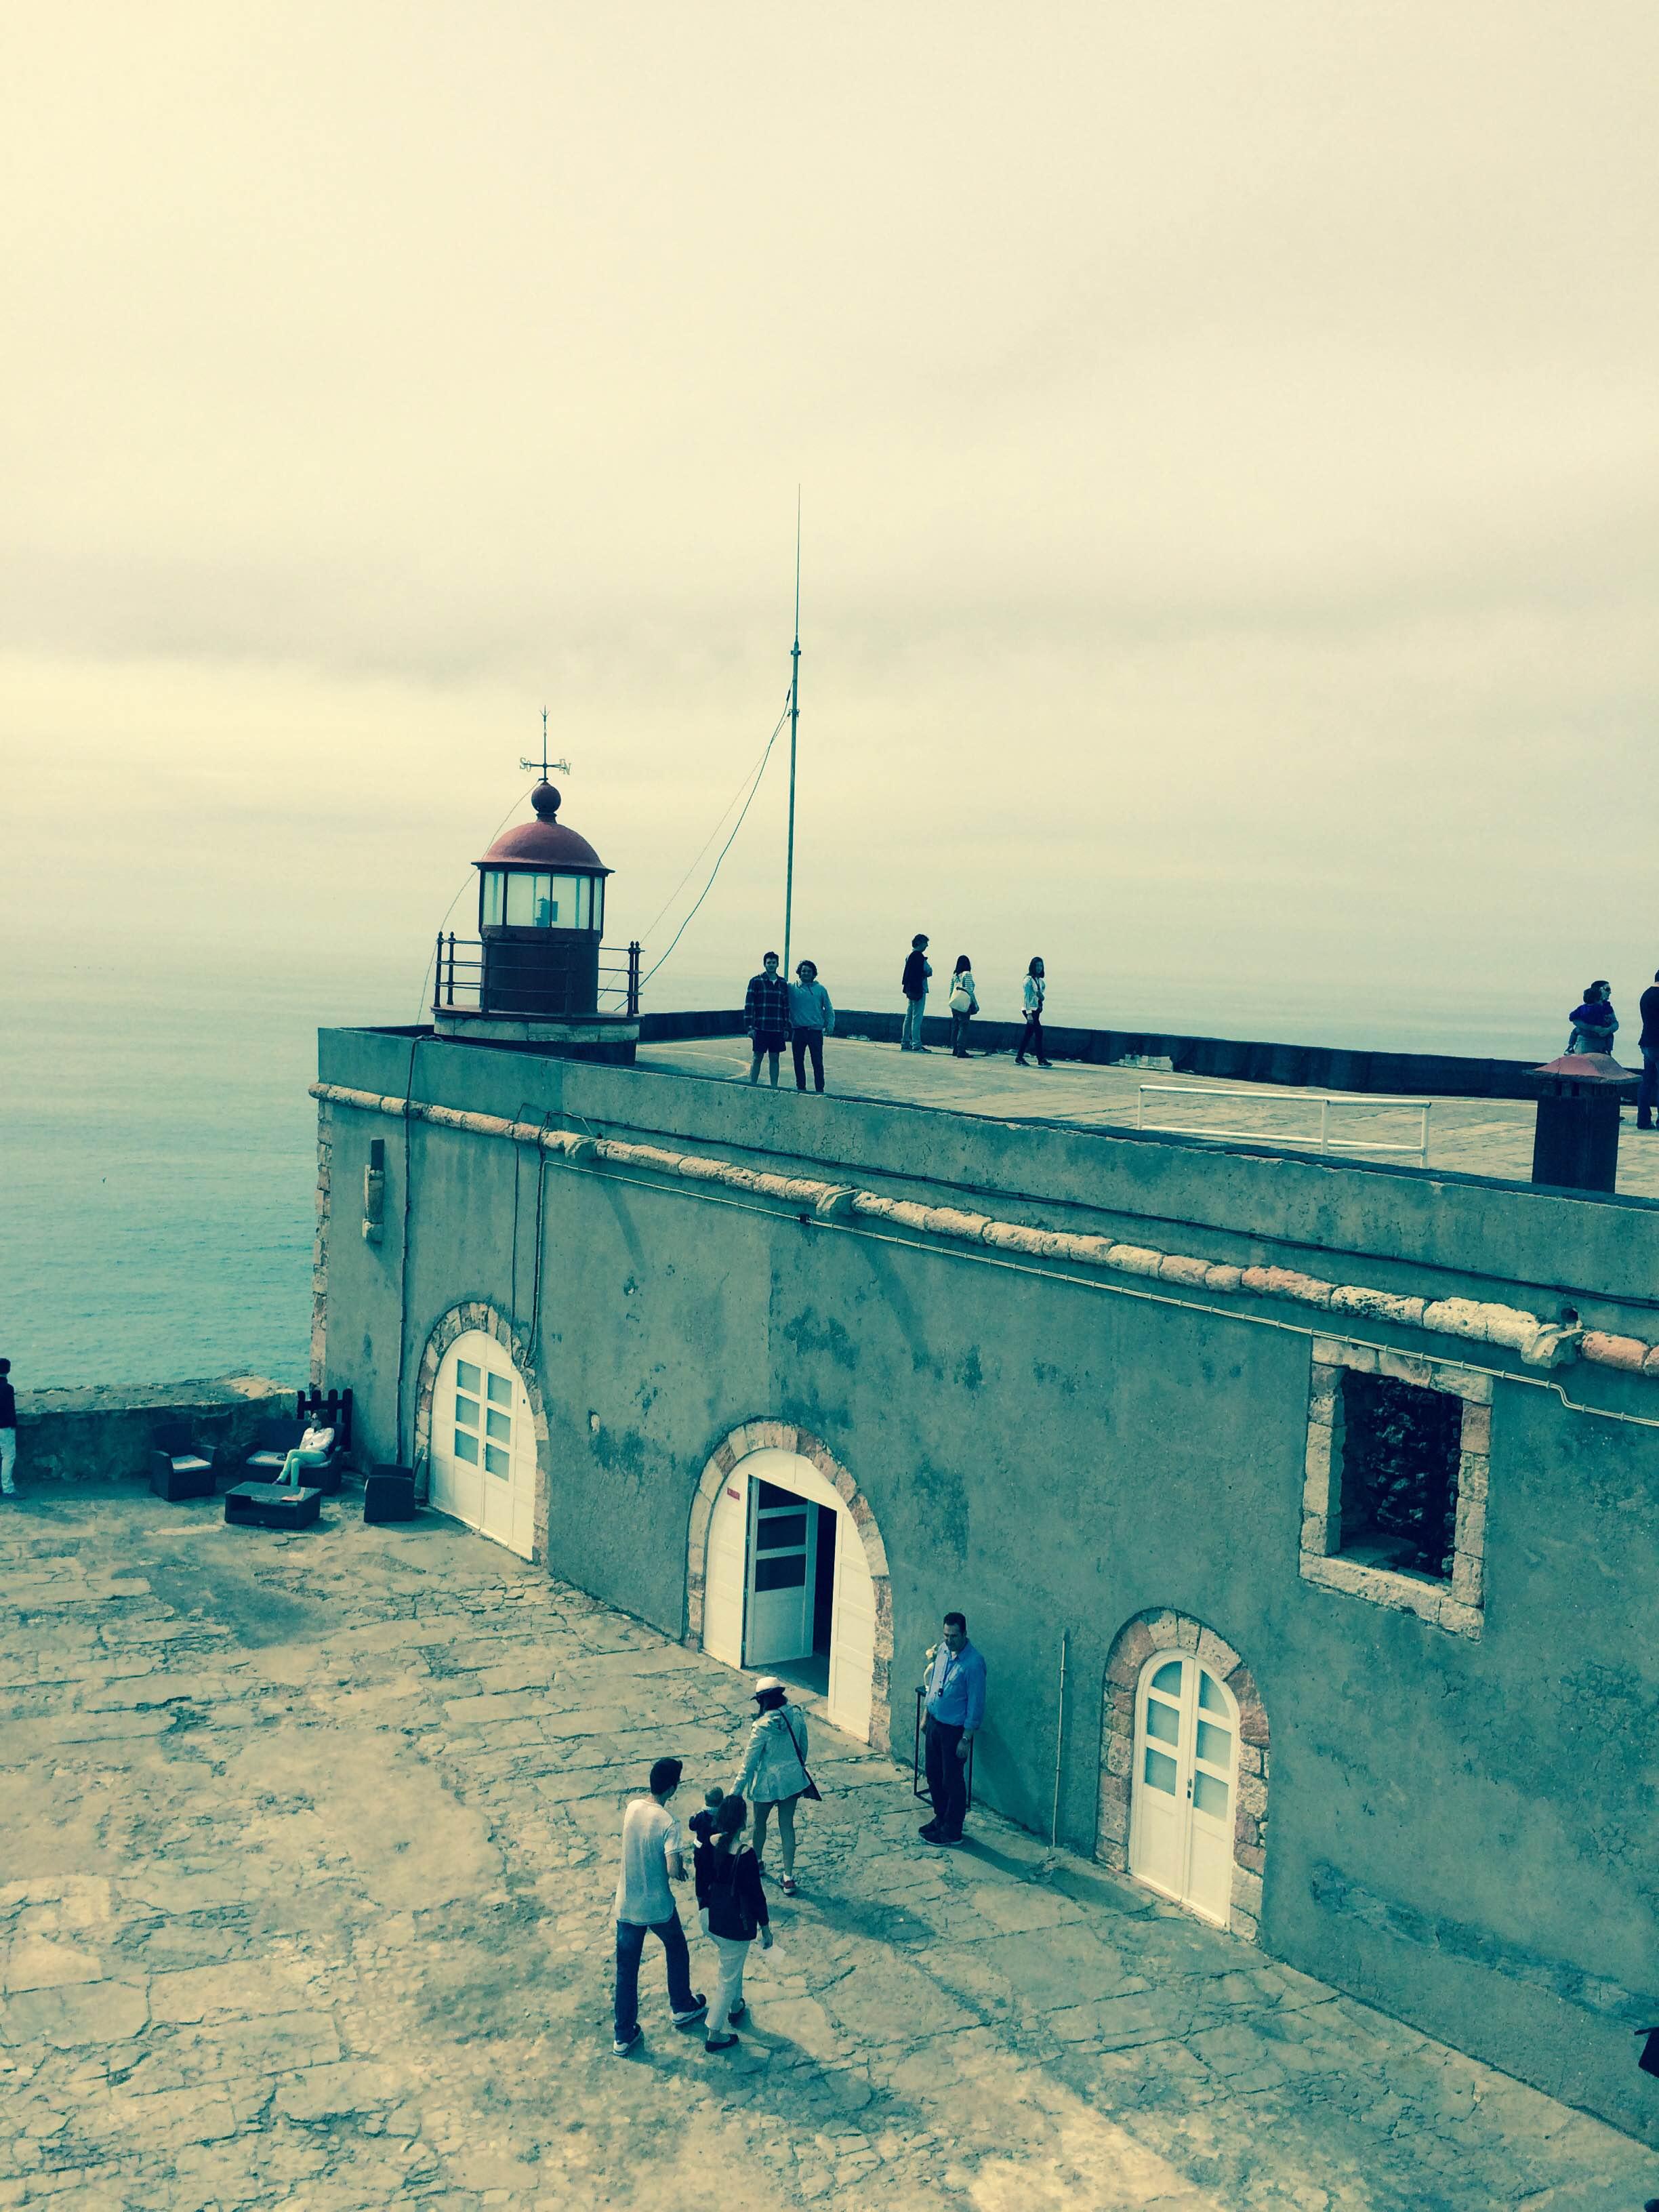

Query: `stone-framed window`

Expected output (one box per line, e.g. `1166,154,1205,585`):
1300,1338,1490,1639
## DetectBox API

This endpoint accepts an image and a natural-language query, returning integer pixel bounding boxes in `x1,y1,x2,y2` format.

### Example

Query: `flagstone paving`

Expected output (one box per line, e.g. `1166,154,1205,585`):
1,1488,1655,2212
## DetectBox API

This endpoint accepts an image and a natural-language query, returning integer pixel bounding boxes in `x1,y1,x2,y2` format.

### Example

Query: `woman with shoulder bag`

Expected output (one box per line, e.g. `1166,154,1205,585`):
947,955,978,1058
734,1676,817,1896
697,1793,771,2051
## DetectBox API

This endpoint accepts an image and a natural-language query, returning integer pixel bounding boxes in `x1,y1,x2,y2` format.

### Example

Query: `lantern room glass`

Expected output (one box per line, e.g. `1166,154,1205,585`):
480,869,603,932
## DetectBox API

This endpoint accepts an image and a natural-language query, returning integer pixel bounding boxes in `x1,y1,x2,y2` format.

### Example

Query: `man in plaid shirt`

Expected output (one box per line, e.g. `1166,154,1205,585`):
744,951,792,1088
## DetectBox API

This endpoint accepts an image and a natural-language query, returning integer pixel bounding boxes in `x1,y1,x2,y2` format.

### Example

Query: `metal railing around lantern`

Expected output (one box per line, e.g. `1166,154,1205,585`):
434,935,642,1018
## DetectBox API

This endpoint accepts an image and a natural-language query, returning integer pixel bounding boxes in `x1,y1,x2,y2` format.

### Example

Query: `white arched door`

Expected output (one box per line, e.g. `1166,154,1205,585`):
700,1446,878,1743
1129,1651,1239,1927
429,1332,537,1560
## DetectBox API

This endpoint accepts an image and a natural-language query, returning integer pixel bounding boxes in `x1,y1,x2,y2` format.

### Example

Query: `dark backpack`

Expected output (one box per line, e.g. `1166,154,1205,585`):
705,1847,758,1942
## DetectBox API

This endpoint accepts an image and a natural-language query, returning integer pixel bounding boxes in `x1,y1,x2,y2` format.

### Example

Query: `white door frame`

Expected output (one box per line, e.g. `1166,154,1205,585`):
699,1446,878,1743
428,1330,537,1560
1128,1649,1240,1927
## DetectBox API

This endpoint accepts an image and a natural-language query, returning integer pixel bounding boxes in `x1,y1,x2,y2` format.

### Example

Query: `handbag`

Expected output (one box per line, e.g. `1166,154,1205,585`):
948,985,972,1015
783,1708,823,1801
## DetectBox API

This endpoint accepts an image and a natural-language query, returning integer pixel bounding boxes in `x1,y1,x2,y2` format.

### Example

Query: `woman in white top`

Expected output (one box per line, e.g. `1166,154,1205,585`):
1017,957,1051,1068
733,1676,811,1896
947,955,977,1058
278,1423,334,1488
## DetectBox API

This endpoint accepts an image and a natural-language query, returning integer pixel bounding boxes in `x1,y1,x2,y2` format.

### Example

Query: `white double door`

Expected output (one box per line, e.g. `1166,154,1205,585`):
702,1446,876,1742
1128,1651,1240,1926
429,1331,537,1559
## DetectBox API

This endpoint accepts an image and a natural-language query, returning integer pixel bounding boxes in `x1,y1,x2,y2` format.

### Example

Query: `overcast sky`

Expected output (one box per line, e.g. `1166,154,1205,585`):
5,3,1656,1047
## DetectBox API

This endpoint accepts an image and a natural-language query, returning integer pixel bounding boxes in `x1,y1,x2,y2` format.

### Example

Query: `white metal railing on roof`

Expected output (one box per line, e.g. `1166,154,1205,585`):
1136,1084,1431,1166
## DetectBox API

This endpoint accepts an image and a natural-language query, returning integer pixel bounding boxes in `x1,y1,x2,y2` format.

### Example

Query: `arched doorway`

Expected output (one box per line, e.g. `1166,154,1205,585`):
414,1306,546,1562
687,1422,890,1750
1098,1610,1269,1942
1129,1650,1240,1925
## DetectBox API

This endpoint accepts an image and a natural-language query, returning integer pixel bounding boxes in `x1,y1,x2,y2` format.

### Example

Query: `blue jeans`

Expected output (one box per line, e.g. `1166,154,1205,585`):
614,1914,695,2038
901,994,927,1049
1640,1048,1659,1128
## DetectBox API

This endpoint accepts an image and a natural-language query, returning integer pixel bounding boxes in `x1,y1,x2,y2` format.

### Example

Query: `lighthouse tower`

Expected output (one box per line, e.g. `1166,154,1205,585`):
432,781,639,1064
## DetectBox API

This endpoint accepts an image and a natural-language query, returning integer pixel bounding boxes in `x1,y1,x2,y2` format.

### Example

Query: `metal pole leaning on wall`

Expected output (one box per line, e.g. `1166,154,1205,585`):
1050,1631,1068,1851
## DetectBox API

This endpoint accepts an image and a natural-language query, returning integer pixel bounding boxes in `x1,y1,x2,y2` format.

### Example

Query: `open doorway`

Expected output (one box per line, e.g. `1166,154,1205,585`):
701,1447,876,1741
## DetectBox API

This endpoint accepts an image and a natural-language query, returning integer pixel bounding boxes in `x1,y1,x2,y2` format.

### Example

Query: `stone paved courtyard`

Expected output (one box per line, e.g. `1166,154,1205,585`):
2,1490,1656,2212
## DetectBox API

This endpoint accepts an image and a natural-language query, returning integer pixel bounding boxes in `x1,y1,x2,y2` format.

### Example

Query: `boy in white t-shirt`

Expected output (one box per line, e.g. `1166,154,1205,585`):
613,1757,706,2053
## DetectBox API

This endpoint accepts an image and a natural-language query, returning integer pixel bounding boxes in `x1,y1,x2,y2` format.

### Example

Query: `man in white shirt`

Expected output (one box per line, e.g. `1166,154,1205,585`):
613,1756,705,2054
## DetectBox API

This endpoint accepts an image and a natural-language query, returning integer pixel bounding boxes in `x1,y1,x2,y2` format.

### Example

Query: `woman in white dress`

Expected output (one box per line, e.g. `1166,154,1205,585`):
733,1676,811,1896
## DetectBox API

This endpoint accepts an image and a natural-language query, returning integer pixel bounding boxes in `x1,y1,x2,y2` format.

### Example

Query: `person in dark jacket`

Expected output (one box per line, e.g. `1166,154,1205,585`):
743,951,792,1087
0,1358,15,1497
695,1793,771,2051
1639,972,1659,1131
901,935,932,1052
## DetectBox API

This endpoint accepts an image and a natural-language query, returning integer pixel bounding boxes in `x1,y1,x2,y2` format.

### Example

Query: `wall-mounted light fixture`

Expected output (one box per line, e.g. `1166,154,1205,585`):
363,1139,386,1244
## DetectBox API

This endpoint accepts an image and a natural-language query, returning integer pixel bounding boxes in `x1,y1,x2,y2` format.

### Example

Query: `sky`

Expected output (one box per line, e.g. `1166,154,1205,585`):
5,3,1657,1048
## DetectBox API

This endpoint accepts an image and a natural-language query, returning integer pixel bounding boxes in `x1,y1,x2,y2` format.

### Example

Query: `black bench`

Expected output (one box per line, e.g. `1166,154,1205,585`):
238,1415,344,1495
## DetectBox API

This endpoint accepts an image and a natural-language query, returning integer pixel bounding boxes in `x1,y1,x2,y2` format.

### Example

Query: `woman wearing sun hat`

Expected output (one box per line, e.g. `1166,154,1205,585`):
733,1677,813,1896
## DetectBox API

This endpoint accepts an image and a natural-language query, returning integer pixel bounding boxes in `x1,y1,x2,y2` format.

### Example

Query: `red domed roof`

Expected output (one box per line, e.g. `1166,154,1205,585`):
478,784,609,874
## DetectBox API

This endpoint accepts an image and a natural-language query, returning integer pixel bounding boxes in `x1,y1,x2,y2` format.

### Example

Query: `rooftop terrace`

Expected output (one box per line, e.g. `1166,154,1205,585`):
636,1032,1659,1200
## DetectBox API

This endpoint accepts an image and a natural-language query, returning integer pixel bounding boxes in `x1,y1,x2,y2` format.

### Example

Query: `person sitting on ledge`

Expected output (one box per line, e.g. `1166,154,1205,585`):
278,1418,335,1488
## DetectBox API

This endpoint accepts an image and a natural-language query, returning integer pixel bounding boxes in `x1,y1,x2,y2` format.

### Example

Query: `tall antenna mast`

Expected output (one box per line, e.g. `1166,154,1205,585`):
783,493,802,977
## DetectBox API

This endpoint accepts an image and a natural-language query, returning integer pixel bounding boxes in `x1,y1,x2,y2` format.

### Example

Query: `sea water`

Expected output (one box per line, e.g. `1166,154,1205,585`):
1,949,1562,1395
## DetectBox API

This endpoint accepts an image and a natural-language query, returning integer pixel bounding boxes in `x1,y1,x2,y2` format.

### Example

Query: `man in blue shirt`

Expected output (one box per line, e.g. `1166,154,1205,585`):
920,1610,985,1846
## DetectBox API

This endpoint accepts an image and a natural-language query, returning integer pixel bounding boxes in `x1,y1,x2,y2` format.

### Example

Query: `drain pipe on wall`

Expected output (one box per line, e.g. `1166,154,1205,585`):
1050,1631,1069,1853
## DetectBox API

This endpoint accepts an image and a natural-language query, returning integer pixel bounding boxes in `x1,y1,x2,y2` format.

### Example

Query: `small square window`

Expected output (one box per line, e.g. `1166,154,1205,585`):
1143,1747,1179,1794
1336,1370,1462,1580
1193,1771,1230,1818
1299,1341,1490,1639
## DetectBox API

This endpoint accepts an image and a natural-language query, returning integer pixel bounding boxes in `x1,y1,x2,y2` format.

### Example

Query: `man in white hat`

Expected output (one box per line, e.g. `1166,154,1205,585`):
733,1677,813,1898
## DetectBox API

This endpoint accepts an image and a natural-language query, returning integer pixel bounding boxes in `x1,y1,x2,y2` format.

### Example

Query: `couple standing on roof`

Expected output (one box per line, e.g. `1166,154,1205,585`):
744,952,836,1093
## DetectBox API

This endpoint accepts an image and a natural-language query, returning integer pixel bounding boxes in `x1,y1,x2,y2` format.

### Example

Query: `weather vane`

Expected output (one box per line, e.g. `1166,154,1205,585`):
520,707,571,783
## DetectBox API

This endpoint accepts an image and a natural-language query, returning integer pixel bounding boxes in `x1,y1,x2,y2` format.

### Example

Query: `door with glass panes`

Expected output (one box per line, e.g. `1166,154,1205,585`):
429,1330,537,1560
744,1477,818,1664
1128,1651,1239,1925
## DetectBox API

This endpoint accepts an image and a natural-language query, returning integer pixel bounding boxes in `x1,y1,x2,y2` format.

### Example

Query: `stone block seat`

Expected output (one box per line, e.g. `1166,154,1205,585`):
149,1422,219,1502
224,1481,323,1530
363,1463,419,1525
237,1416,344,1495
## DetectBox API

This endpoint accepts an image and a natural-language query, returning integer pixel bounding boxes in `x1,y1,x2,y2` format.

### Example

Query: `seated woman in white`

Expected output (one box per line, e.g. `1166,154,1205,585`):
277,1424,334,1488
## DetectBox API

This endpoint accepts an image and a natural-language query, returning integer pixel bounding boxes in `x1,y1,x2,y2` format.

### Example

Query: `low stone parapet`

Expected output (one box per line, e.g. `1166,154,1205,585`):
12,1376,294,1486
